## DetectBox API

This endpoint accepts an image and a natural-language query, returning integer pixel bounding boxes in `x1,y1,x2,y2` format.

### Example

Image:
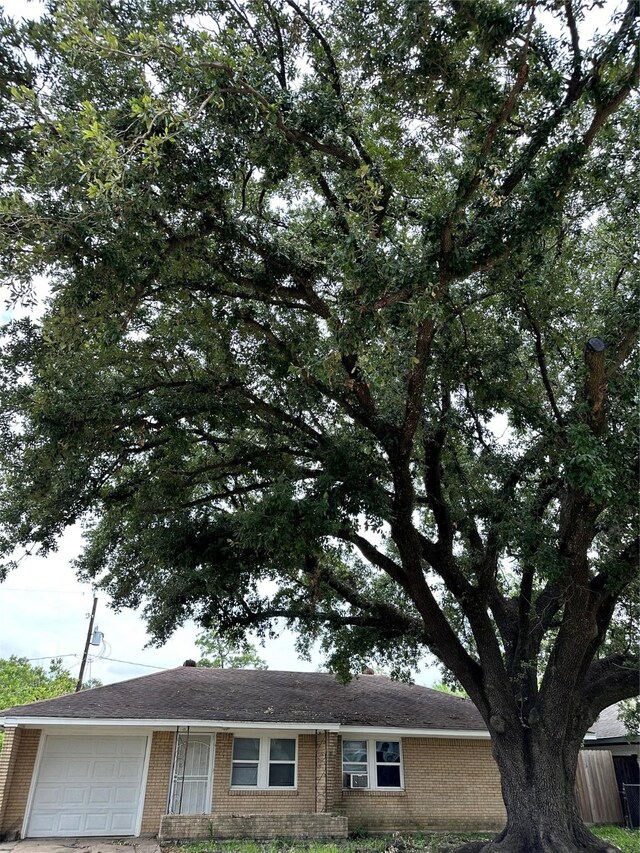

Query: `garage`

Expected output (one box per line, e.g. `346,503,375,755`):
26,734,149,837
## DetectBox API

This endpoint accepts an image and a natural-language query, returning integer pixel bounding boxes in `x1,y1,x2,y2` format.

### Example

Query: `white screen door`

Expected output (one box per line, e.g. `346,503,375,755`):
169,733,214,814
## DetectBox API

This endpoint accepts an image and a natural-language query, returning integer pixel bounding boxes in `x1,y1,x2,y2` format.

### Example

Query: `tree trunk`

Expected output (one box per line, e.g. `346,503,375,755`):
443,726,621,853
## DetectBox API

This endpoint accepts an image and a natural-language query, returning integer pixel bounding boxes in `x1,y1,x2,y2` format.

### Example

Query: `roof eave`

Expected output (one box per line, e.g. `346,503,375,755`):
0,716,341,731
0,716,489,737
589,735,639,745
339,724,490,738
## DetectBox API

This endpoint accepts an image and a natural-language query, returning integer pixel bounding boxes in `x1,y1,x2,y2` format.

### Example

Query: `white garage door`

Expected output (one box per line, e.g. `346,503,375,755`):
27,734,148,837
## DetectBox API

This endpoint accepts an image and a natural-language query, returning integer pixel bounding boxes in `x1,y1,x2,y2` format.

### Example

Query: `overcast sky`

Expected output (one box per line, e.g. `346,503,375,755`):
0,529,325,685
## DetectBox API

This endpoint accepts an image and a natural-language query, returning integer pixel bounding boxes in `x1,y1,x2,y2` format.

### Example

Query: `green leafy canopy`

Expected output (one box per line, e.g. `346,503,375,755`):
0,656,76,710
0,0,637,761
195,628,267,669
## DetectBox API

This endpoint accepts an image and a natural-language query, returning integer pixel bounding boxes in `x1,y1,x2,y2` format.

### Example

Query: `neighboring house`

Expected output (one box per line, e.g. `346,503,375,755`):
0,666,505,840
588,703,640,762
586,703,639,828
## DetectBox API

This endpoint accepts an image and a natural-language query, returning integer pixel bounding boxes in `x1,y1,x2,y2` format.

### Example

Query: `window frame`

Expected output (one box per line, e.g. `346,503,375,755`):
230,734,298,790
341,737,404,791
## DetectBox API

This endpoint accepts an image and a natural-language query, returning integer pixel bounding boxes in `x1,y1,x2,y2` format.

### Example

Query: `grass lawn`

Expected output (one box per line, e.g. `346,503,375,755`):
592,825,640,853
170,825,639,853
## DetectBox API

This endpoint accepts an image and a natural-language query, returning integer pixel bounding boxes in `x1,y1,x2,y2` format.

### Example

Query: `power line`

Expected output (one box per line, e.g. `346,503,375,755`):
1,588,87,595
23,653,165,670
102,656,166,670
26,654,78,661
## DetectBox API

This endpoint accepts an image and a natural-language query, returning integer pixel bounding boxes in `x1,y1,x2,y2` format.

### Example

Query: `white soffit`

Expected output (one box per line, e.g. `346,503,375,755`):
1,716,490,738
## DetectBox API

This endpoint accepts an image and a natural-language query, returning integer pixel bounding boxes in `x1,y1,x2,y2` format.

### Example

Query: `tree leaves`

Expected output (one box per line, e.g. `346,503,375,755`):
0,655,76,710
0,0,637,723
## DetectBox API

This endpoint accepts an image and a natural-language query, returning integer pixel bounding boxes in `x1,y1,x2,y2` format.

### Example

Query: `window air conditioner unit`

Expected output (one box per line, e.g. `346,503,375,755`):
350,773,368,788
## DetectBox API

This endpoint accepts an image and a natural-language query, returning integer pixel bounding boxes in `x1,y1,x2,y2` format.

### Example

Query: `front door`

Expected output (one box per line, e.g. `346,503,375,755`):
169,732,214,814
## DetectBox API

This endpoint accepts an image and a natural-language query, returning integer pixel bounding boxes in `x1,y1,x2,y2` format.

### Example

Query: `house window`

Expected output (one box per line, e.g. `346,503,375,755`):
169,733,214,814
231,736,296,788
342,738,403,789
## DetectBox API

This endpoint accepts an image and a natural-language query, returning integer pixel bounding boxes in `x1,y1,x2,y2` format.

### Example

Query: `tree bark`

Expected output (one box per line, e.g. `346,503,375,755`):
443,726,621,853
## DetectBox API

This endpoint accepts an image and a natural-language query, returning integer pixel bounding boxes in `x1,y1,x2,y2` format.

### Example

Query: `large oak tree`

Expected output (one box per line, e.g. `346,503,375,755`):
0,2,638,850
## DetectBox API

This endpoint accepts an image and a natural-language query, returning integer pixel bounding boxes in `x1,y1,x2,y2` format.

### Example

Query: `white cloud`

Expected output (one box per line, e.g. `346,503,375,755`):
2,0,46,21
1,527,196,684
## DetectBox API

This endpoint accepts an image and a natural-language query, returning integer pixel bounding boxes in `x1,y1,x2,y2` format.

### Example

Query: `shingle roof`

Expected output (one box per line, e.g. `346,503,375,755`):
591,703,637,741
0,667,487,732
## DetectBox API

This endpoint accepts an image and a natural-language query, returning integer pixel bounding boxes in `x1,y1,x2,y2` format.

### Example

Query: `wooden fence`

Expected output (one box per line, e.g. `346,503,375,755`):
576,750,623,824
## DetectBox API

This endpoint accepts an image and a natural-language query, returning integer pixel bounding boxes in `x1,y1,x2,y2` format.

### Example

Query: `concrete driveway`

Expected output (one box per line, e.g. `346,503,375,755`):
0,839,162,853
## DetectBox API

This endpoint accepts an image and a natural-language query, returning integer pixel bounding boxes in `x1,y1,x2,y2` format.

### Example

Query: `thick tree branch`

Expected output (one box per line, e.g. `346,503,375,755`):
300,554,424,639
582,651,640,720
563,1,582,99
339,530,406,588
230,602,424,637
520,295,565,430
399,317,437,453
421,389,454,551
283,0,378,174
583,337,607,436
588,538,640,598
500,2,637,199
440,17,533,262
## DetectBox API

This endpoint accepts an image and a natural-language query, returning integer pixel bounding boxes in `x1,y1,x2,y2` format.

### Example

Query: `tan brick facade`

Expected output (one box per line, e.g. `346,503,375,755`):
0,726,505,839
315,731,339,813
159,813,348,841
0,728,41,841
211,732,317,815
141,731,175,834
337,737,505,832
207,731,503,832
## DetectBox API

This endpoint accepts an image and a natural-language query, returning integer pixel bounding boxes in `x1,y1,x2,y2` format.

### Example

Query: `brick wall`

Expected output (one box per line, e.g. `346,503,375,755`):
151,731,505,835
165,731,503,834
0,727,505,841
211,733,317,815
315,731,340,813
159,812,348,841
141,731,175,834
0,728,41,840
337,737,506,832
0,727,19,839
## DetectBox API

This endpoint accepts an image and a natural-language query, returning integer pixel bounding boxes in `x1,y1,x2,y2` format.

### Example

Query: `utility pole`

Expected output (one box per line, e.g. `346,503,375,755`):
76,595,98,692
